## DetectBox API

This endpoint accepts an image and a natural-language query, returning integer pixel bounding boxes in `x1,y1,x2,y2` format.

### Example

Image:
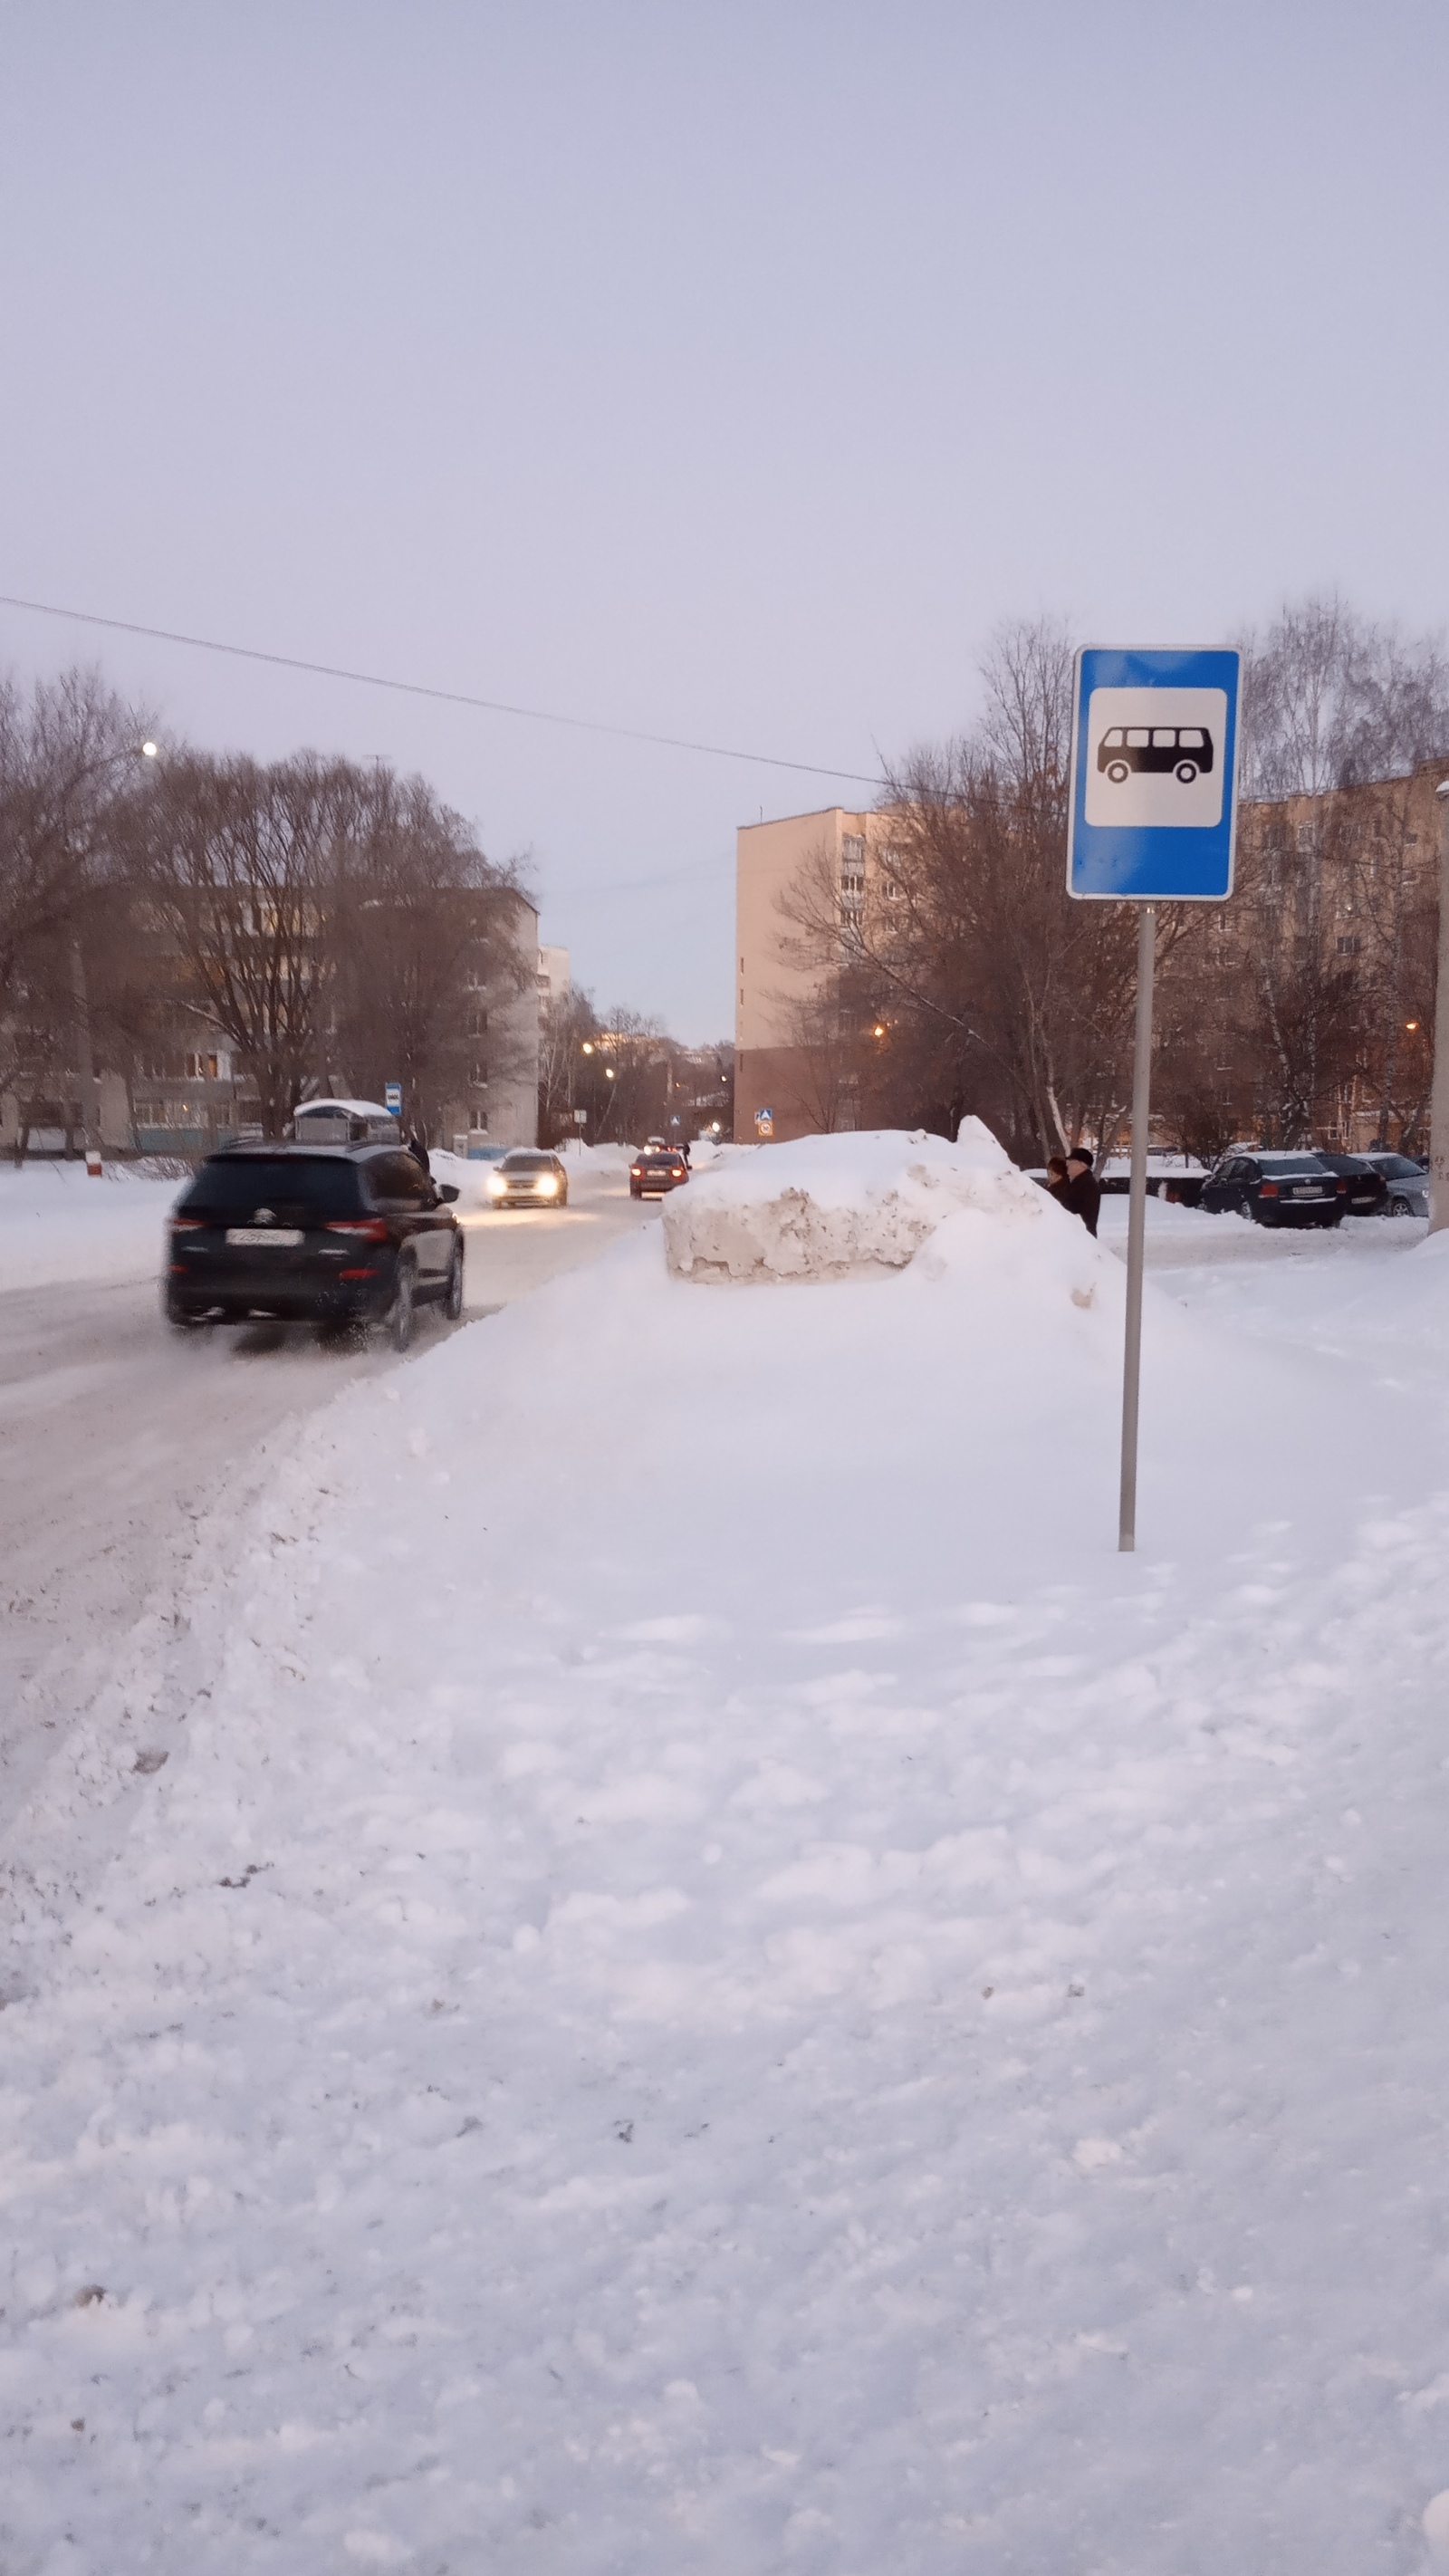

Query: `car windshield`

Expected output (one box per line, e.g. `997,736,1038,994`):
502,1153,551,1170
1372,1154,1423,1177
179,1157,365,1216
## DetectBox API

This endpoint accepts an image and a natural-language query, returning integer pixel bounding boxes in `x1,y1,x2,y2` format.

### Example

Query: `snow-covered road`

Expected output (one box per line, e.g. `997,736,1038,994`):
0,1166,657,1889
5,1151,1448,2573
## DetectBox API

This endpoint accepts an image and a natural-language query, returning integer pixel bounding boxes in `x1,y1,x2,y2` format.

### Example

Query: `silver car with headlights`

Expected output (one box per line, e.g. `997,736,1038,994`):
485,1149,570,1210
1365,1151,1430,1217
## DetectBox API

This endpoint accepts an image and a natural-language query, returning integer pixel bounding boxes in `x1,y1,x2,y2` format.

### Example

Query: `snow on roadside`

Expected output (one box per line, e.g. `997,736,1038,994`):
662,1120,1047,1279
0,1161,182,1294
5,1168,1449,2569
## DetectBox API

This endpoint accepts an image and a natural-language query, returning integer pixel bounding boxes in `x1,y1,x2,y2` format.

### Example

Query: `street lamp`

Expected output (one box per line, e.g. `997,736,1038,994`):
140,740,159,760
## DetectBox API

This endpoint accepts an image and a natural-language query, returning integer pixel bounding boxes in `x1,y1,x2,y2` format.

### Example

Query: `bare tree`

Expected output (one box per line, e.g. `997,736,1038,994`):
134,751,361,1139
538,983,600,1144
1242,595,1449,795
777,619,1163,1164
0,668,149,1110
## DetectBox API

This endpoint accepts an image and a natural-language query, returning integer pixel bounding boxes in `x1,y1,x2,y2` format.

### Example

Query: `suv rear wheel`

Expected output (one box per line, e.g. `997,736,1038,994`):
444,1244,464,1320
389,1257,416,1352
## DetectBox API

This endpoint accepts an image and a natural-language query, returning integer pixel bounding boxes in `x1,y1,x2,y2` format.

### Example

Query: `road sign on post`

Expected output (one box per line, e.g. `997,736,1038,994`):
384,1082,402,1116
1068,646,1243,1552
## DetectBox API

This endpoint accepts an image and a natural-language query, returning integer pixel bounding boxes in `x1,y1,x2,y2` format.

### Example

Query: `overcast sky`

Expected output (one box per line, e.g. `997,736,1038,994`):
3,1,1446,1038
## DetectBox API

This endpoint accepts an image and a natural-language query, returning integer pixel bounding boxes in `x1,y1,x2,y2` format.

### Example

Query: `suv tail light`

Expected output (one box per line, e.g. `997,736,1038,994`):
171,1216,206,1231
325,1217,389,1241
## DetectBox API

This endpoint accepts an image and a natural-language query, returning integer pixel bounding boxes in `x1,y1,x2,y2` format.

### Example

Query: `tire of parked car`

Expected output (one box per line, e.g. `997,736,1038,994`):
444,1244,464,1321
1389,1194,1415,1216
389,1256,416,1352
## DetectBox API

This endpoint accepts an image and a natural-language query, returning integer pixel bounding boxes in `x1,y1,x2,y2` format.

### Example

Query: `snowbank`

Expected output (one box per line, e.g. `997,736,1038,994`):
0,1161,181,1294
662,1120,1073,1282
555,1138,638,1169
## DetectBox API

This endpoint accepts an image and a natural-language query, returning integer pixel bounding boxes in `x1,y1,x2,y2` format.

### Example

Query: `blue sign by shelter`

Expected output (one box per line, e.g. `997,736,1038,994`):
384,1081,402,1113
1067,646,1242,900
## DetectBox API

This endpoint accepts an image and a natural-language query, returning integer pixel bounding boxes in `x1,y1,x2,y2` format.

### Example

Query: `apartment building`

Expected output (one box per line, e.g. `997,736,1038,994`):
734,805,895,1143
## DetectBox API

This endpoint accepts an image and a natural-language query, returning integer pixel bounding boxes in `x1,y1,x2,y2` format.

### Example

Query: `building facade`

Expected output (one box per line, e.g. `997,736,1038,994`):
734,805,894,1143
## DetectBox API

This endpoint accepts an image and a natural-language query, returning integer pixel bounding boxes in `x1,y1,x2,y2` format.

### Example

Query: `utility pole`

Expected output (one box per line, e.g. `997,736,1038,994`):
71,940,102,1174
1430,780,1449,1235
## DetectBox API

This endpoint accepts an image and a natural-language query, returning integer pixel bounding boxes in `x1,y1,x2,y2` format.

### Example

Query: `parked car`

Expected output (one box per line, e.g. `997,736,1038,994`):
164,1143,462,1349
1364,1150,1430,1218
629,1149,690,1199
1314,1151,1387,1216
485,1149,570,1209
1198,1149,1346,1227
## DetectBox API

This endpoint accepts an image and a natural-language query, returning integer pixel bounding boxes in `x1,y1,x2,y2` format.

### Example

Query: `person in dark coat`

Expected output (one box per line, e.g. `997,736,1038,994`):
1060,1146,1100,1236
408,1132,431,1175
1046,1153,1070,1206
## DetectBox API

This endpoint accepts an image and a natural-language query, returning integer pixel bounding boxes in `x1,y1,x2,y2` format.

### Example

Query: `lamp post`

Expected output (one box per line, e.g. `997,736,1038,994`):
1431,781,1449,1235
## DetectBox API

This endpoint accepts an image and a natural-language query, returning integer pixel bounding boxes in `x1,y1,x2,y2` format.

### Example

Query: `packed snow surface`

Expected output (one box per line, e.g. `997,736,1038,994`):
662,1120,1049,1279
0,1159,182,1293
4,1144,1449,2571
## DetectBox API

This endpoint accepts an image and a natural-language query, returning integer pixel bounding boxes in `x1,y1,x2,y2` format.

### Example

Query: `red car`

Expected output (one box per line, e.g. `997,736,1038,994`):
629,1149,689,1199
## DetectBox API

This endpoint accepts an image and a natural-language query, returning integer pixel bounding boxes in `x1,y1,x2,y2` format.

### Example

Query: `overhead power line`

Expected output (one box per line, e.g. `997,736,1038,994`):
0,591,887,792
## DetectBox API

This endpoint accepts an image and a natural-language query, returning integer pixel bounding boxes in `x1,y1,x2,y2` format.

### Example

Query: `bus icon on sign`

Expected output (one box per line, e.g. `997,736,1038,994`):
1098,724,1214,787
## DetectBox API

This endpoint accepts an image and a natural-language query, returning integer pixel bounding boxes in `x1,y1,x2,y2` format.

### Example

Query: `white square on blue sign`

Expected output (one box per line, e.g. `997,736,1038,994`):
1067,646,1241,899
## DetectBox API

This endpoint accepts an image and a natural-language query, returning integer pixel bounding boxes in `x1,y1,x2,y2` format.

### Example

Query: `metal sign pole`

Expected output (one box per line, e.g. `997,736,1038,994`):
1430,780,1449,1235
1118,902,1156,1552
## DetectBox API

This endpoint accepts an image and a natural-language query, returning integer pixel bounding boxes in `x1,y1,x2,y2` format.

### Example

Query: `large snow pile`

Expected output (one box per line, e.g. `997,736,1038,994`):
6,1212,1449,2564
663,1120,1056,1280
0,1160,183,1294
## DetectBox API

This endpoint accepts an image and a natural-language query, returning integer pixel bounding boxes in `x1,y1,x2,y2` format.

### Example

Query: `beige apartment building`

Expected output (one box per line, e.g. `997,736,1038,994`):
734,805,894,1142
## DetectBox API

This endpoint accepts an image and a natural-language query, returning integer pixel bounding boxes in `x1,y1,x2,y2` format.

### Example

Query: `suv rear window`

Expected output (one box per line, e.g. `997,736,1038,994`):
180,1157,366,1218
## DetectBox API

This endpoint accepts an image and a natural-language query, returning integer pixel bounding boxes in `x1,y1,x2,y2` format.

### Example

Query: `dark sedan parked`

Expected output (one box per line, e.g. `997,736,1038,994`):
1315,1151,1388,1216
164,1144,463,1349
1199,1150,1346,1227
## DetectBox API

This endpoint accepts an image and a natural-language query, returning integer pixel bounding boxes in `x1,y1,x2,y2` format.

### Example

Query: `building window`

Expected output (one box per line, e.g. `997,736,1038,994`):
470,1062,488,1087
467,1011,487,1038
1336,936,1361,956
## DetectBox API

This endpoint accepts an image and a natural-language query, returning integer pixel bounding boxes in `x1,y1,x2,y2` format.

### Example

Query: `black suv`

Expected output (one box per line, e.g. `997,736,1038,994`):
164,1144,463,1350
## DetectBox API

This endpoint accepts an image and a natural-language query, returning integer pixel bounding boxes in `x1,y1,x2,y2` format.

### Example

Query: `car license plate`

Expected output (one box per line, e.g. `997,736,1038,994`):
226,1227,304,1246
1291,1186,1323,1199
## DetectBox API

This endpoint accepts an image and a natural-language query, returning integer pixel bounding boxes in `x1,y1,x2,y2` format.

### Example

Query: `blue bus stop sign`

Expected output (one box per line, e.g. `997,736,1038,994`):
1067,646,1242,900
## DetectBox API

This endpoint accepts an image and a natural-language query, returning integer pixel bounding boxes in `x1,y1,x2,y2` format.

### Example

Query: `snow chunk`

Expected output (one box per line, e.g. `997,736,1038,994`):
661,1122,1052,1282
